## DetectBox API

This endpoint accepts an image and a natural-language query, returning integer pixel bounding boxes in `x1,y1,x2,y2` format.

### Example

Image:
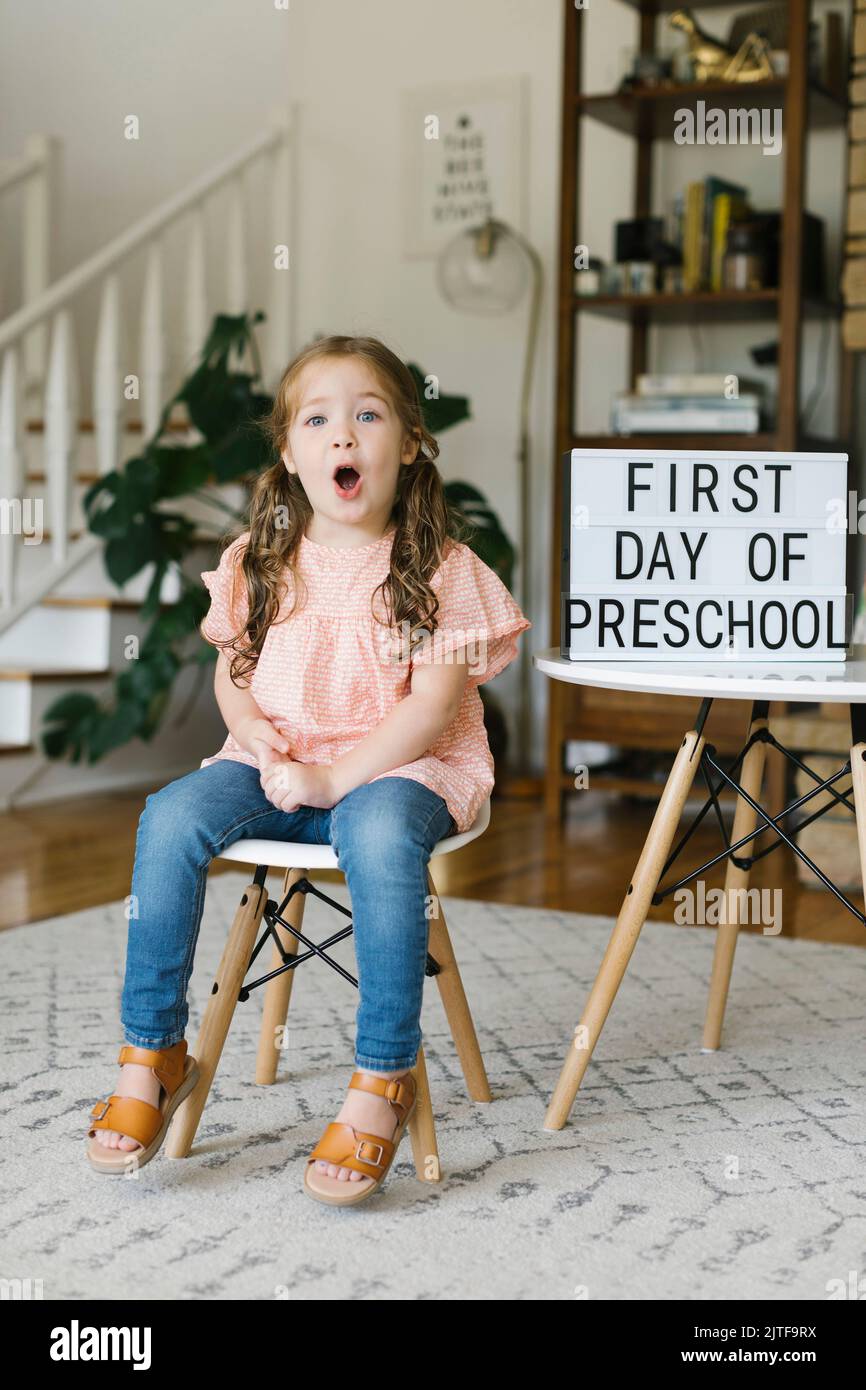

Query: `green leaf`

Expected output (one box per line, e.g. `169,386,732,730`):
407,362,471,435
40,691,105,764
123,454,162,510
82,472,129,538
86,700,148,761
104,518,161,586
444,483,514,584
208,423,272,483
42,690,103,724
152,445,211,498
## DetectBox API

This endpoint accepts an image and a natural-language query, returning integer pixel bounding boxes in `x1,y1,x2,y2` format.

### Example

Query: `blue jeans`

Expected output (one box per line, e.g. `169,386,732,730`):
119,760,458,1071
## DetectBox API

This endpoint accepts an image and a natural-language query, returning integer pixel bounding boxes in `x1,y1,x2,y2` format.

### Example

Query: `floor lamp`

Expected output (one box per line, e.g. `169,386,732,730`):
435,216,543,775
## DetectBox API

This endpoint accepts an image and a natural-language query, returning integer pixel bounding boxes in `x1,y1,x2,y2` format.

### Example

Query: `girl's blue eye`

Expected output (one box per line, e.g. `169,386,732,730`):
304,410,379,425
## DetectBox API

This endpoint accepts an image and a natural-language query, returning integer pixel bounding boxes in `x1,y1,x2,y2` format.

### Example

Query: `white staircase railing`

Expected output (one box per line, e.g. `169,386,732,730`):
0,103,296,628
0,133,60,389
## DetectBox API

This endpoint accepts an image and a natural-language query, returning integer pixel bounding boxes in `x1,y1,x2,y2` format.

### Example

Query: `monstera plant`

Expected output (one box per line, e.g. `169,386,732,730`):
40,313,517,765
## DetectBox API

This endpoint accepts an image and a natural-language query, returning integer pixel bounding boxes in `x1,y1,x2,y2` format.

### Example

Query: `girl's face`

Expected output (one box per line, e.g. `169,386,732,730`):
281,356,418,545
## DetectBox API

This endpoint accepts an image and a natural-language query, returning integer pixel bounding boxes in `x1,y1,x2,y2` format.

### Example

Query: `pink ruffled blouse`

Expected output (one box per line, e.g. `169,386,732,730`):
198,526,532,834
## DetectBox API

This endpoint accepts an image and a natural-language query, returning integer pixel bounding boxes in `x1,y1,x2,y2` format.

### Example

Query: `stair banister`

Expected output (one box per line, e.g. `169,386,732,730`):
0,133,60,395
0,103,295,623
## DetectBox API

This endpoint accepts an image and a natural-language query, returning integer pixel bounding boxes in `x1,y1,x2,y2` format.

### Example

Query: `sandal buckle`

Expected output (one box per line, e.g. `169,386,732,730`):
91,1100,111,1122
355,1139,384,1167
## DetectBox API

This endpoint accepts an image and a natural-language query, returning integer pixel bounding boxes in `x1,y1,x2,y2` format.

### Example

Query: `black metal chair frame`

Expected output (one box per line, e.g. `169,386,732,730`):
235,868,441,1005
648,697,866,929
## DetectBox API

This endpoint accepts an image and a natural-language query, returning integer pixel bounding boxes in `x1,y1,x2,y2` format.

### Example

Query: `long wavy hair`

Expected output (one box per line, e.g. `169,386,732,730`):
203,334,472,685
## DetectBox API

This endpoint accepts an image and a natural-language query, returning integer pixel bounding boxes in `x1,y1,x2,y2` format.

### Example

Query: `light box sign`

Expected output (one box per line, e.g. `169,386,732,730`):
561,449,852,661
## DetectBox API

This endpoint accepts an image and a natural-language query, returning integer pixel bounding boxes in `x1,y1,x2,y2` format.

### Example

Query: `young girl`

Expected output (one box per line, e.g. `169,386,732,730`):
86,333,531,1205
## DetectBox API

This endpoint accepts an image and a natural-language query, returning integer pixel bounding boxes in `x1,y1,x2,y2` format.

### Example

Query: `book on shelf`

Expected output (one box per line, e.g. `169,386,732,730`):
670,190,685,255
611,391,762,434
683,181,705,291
682,176,750,291
636,372,765,398
617,392,762,409
711,191,750,290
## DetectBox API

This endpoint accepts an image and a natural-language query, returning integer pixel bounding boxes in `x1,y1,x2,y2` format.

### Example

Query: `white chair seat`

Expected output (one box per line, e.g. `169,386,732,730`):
216,795,490,871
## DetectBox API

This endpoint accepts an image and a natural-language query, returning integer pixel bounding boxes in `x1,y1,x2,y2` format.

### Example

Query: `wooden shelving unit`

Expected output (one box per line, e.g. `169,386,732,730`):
569,288,841,321
546,0,857,821
574,73,847,134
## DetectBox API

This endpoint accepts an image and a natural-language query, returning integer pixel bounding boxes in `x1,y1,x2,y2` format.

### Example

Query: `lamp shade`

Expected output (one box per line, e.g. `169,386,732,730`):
436,217,530,314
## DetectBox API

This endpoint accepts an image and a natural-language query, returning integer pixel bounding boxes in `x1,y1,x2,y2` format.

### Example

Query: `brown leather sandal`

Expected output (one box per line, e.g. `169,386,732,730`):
303,1070,417,1206
86,1039,199,1174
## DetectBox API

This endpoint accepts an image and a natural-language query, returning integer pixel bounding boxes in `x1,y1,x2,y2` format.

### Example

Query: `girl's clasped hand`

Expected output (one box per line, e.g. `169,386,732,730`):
234,713,339,813
258,753,338,814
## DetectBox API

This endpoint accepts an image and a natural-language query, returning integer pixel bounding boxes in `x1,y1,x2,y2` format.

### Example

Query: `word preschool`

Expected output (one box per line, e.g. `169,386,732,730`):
561,449,851,660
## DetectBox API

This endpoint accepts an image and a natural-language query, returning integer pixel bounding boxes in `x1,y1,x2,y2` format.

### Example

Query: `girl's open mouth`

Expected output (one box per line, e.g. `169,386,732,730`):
333,466,362,499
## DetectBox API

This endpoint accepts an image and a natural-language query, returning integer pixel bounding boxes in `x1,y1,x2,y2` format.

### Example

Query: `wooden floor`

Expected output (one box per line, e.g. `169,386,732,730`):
2,781,864,947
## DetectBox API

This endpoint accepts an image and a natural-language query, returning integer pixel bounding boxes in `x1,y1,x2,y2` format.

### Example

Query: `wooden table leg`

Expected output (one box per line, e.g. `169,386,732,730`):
543,721,707,1131
848,705,866,915
701,705,769,1052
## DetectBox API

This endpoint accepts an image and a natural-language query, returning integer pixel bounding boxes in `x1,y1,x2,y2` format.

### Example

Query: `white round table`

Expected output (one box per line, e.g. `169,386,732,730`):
532,645,866,1130
534,644,866,703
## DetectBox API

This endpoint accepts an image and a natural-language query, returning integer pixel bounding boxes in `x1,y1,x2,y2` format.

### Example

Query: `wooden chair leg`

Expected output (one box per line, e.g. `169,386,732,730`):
543,725,706,1131
702,711,769,1052
255,867,307,1085
407,1044,441,1182
426,868,492,1102
164,877,269,1158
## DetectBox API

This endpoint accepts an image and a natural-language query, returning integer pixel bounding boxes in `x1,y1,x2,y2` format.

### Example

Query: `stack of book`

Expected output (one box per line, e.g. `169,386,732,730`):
611,373,766,435
676,176,751,292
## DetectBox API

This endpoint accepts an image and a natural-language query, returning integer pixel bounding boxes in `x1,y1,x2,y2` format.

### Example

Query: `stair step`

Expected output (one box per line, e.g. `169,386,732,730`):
0,666,112,681
34,528,224,543
0,742,34,756
26,470,100,484
7,540,218,606
25,469,227,485
40,595,176,611
24,416,192,434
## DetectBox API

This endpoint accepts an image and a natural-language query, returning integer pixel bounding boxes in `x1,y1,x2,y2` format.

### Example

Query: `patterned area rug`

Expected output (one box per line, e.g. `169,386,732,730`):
1,871,864,1301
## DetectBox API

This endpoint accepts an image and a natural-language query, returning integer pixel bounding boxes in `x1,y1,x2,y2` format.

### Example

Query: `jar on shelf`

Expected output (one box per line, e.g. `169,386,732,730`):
723,222,766,291
624,260,656,294
574,256,605,296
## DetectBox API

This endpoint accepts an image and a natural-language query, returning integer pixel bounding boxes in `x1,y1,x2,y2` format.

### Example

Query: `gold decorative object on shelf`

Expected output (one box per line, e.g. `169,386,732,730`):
669,8,774,84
